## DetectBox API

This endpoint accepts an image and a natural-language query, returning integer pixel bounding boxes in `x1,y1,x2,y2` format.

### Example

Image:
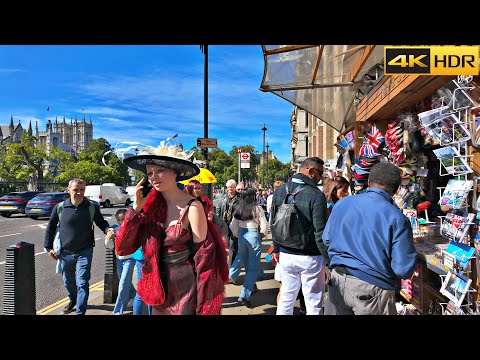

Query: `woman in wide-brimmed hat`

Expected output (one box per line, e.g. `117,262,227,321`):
115,142,228,315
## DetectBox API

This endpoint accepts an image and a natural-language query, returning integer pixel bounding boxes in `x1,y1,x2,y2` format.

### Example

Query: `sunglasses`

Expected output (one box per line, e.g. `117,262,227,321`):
193,187,203,190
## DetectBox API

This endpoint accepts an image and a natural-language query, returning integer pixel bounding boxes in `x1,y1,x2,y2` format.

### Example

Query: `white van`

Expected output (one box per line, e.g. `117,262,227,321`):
84,183,131,208
126,186,136,203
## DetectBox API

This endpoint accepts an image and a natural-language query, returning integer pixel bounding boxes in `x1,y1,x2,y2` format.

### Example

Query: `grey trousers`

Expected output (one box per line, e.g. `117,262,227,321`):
324,268,396,315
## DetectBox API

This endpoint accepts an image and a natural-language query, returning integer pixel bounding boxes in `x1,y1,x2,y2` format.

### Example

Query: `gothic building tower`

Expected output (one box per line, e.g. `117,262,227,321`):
52,115,93,154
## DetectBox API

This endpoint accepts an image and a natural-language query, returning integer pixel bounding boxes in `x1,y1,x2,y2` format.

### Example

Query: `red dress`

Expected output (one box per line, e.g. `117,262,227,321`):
115,194,228,315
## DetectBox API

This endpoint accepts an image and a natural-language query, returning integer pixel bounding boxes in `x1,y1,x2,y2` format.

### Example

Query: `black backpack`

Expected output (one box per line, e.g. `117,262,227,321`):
270,184,314,250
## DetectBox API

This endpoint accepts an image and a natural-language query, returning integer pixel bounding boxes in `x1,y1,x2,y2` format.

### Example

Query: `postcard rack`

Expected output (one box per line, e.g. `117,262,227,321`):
437,270,477,315
437,82,475,113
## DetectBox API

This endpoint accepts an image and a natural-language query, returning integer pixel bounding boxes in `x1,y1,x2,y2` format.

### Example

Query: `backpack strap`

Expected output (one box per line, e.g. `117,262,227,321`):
57,201,65,224
283,185,306,204
57,200,95,224
88,201,95,223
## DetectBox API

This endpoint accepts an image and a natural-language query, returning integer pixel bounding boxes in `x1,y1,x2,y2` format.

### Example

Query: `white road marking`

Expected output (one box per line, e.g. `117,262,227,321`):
0,237,105,265
0,233,21,238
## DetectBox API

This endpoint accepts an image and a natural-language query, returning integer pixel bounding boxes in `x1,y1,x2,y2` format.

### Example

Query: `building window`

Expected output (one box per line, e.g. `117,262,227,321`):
305,112,308,128
305,135,308,157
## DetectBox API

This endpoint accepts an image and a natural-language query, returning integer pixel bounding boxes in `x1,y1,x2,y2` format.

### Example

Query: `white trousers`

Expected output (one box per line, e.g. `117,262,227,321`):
276,252,325,315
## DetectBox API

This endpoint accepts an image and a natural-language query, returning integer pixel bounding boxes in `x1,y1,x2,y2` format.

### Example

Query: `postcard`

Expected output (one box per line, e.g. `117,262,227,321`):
443,240,475,272
432,146,473,176
440,209,475,243
439,271,472,307
418,106,471,145
438,179,473,210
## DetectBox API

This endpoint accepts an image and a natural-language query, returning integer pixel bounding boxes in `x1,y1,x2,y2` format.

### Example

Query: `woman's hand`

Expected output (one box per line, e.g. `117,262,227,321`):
133,177,148,212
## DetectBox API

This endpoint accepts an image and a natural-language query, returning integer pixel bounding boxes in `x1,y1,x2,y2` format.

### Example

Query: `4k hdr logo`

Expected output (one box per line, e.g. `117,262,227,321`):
384,46,479,75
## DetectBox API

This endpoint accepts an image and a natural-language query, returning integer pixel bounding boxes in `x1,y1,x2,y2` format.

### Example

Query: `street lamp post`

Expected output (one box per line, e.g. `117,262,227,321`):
266,143,270,188
200,44,212,200
261,123,267,188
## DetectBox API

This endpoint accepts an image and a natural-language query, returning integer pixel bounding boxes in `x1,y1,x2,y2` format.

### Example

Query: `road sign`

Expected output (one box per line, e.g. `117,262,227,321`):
240,162,250,168
197,138,218,148
237,148,242,154
240,152,250,162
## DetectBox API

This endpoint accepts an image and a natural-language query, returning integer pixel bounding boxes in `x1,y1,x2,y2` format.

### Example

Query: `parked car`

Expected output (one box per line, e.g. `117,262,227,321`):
0,191,44,217
25,192,71,219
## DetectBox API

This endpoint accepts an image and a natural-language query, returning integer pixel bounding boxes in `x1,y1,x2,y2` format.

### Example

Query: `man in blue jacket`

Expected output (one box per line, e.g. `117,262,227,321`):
322,162,416,315
44,178,111,315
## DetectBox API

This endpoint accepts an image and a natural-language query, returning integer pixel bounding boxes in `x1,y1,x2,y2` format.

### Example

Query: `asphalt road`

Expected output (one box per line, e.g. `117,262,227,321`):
0,206,122,314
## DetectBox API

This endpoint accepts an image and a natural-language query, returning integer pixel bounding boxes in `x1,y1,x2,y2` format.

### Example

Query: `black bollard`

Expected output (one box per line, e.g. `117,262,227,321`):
3,242,36,315
103,247,119,303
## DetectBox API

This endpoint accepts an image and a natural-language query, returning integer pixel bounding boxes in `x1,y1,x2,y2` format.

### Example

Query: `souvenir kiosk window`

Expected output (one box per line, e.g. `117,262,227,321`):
354,75,480,315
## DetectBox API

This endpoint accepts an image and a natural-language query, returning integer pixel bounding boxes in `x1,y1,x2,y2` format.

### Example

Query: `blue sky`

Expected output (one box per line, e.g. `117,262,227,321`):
0,45,293,163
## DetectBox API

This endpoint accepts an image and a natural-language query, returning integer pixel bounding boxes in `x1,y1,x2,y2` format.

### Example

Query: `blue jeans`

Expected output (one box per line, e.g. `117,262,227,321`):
59,247,94,315
113,257,136,314
229,228,262,301
133,259,152,315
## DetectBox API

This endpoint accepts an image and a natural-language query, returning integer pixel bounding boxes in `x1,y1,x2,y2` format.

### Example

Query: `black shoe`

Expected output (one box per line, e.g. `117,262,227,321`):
238,297,253,308
62,301,76,315
229,278,239,286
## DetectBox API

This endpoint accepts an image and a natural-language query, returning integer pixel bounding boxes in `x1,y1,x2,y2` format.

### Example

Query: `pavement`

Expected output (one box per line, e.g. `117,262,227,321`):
39,232,305,315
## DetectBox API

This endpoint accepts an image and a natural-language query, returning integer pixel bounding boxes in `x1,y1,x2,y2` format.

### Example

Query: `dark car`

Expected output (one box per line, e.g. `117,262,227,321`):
0,191,44,217
25,192,71,219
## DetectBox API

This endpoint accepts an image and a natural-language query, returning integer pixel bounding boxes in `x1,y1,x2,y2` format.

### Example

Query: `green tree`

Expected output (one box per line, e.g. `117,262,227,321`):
45,145,75,181
77,138,112,164
260,158,291,186
58,160,116,184
4,132,48,182
61,137,131,185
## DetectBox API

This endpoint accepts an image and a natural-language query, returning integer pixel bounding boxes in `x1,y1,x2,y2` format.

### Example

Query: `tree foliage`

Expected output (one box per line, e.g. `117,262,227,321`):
1,133,291,189
2,132,48,182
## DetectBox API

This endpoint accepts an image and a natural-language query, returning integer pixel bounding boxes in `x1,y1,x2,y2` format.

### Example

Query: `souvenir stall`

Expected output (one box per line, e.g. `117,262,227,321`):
353,74,480,315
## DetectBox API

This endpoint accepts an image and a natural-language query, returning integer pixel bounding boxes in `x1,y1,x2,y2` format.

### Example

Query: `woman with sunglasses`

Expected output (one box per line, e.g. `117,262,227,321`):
184,179,214,221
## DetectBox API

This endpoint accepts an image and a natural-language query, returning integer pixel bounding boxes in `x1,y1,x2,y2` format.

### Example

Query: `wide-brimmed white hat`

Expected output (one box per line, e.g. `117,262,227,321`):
122,142,200,181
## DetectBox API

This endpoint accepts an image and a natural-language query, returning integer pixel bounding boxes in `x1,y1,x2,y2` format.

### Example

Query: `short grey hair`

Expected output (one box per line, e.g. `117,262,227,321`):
68,178,87,188
226,179,237,188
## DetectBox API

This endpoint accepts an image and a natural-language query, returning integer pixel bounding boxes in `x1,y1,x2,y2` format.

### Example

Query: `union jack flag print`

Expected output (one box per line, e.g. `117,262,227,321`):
365,123,384,149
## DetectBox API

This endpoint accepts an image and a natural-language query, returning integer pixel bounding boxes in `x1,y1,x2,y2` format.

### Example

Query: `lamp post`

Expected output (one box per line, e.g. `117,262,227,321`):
266,143,270,188
261,123,267,188
200,44,212,200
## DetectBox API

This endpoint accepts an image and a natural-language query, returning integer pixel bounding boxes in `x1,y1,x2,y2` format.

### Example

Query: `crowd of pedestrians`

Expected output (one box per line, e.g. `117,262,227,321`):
45,152,415,316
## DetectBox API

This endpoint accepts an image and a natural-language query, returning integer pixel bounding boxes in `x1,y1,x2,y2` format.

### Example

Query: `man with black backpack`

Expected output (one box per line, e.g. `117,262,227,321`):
44,178,111,315
270,157,328,315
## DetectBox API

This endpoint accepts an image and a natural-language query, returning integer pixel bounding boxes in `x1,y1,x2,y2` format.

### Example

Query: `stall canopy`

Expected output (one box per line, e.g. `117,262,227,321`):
260,45,385,132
